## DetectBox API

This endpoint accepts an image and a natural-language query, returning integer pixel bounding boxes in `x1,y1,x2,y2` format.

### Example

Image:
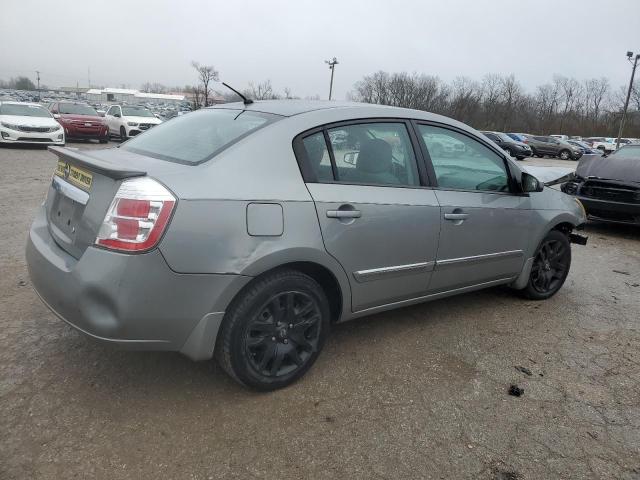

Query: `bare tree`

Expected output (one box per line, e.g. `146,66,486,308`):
245,80,280,100
191,61,219,108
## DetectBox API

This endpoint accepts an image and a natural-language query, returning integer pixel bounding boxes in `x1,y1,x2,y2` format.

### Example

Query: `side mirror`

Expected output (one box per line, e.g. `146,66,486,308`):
98,112,105,117
53,114,60,119
522,172,544,193
343,151,358,165
114,113,121,118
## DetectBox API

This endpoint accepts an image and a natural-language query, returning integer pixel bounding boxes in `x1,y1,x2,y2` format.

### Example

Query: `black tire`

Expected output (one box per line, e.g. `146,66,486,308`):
120,126,127,142
519,230,571,300
558,149,571,160
516,155,525,160
216,269,330,391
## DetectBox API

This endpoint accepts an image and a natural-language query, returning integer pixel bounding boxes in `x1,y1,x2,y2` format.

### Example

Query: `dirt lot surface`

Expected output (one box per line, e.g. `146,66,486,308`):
1,142,639,479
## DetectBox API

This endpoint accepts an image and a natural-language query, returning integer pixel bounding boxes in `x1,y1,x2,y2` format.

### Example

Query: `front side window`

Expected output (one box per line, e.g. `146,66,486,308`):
418,124,510,192
123,108,279,164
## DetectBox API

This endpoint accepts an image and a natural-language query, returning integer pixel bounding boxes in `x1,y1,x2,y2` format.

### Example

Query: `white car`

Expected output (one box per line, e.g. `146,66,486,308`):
105,105,162,141
585,137,617,152
0,102,65,145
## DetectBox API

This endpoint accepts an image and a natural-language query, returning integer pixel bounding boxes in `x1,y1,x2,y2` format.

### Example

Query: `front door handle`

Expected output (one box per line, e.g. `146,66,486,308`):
444,213,469,221
327,209,362,219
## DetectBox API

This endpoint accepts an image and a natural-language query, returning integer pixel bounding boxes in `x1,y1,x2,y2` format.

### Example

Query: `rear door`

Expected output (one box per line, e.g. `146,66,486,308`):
415,123,531,292
294,120,441,312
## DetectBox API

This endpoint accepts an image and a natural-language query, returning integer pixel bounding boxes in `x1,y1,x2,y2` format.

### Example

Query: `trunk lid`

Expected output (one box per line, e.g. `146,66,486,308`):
45,146,146,259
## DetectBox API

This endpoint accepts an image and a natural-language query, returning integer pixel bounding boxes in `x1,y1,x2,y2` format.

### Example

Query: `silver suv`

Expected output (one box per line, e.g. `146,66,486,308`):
27,101,587,390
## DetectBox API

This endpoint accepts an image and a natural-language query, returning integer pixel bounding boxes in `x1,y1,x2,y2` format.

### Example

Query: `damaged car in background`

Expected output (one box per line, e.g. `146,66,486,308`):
561,145,640,225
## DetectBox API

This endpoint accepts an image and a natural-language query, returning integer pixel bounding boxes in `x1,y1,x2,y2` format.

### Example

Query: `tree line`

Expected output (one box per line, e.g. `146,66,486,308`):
350,71,640,137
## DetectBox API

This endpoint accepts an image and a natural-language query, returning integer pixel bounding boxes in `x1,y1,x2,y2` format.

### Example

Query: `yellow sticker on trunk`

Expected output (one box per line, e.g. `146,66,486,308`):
55,160,93,191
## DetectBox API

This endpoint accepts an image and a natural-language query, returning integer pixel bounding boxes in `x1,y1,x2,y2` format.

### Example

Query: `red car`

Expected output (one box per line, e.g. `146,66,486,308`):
49,102,109,143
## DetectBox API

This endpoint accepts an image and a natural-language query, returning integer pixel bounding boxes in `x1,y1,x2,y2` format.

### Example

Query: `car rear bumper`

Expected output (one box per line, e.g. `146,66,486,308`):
577,195,640,224
26,204,252,360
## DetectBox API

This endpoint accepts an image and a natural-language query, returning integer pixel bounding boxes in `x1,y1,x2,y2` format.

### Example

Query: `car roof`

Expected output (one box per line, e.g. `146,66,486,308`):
209,99,477,134
210,99,445,120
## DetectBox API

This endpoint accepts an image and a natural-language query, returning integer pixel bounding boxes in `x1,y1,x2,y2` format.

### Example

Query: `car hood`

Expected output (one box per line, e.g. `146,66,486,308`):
522,165,575,186
509,140,529,148
124,116,162,124
575,155,640,184
0,114,58,127
59,114,105,123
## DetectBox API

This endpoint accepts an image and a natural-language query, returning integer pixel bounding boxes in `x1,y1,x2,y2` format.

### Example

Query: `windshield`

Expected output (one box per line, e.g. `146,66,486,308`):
122,108,280,164
122,106,155,117
59,103,98,116
0,103,52,118
611,145,640,159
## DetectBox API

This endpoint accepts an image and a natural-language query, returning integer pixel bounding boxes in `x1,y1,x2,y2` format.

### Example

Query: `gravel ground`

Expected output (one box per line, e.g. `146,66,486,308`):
1,142,639,480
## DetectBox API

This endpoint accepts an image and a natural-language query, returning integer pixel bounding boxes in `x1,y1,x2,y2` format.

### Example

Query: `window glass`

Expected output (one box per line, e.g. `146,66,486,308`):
301,132,333,182
325,122,420,186
418,125,510,192
122,108,279,164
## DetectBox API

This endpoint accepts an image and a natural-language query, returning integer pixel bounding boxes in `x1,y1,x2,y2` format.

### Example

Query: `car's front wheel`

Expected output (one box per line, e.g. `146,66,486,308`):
120,126,127,142
216,269,330,390
520,230,571,300
558,149,571,160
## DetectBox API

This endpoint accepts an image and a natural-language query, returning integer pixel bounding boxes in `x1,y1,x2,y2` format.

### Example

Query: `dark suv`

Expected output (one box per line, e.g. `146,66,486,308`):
481,131,532,160
524,135,583,161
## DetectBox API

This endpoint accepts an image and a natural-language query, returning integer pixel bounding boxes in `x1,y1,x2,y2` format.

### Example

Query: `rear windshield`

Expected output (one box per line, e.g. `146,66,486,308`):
122,108,280,164
0,103,51,117
59,103,98,116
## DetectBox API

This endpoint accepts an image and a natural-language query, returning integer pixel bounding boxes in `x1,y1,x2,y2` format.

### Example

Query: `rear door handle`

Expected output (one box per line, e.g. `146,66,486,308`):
327,210,362,219
444,213,469,221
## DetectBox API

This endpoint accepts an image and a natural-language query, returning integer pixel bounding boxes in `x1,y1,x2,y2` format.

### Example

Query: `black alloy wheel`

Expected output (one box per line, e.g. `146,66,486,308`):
559,149,571,160
216,269,330,390
521,230,571,300
244,291,321,378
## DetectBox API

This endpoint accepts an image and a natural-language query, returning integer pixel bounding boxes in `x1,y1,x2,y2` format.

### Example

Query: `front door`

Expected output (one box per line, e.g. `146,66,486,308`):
415,123,531,292
296,121,441,312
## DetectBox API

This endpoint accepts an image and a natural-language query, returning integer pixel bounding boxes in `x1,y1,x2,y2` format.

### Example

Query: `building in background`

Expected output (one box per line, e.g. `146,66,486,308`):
85,87,185,105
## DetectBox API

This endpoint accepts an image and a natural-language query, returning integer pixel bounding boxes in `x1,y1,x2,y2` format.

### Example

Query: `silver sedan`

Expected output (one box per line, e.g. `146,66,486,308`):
26,100,587,390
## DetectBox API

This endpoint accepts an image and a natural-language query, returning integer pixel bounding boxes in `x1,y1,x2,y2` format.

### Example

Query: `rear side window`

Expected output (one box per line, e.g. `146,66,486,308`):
299,122,421,187
122,109,280,164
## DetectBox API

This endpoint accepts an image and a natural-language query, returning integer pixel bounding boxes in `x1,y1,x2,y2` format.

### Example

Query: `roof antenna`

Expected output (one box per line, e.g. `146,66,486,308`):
221,82,253,105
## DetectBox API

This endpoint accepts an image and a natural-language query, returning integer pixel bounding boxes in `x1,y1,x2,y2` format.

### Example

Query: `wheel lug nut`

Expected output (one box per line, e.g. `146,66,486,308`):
271,336,276,341
283,339,288,344
289,324,293,328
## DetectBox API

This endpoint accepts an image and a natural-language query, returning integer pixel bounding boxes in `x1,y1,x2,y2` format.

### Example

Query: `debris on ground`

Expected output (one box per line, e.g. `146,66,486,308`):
508,385,524,397
514,366,532,376
612,270,630,275
625,282,640,288
17,280,27,287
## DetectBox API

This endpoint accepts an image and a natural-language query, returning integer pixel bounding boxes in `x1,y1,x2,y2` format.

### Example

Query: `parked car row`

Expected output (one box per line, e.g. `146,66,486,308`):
0,99,163,145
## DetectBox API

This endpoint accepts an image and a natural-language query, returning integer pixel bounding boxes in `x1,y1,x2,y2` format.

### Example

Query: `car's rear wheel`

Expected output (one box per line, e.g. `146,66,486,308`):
558,149,571,160
120,126,127,142
216,269,330,390
520,230,571,300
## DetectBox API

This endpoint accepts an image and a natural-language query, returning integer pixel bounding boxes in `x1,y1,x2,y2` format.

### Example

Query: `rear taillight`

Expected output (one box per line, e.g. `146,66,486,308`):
96,177,175,252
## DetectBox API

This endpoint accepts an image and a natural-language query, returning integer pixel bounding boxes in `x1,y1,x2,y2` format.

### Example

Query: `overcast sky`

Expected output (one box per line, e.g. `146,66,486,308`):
1,0,639,99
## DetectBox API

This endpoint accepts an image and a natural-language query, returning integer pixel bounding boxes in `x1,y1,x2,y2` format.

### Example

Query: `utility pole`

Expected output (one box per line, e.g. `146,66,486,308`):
35,70,40,100
616,51,639,149
325,57,339,100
